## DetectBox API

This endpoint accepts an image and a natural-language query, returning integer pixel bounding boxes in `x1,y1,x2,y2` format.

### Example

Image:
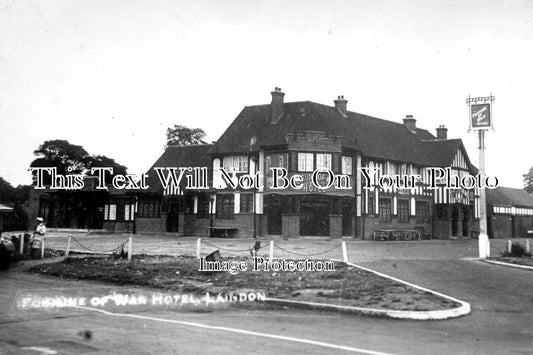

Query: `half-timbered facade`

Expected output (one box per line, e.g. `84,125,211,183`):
143,88,481,239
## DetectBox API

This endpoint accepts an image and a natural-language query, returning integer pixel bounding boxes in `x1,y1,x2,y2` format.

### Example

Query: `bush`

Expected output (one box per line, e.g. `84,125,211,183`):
502,242,531,257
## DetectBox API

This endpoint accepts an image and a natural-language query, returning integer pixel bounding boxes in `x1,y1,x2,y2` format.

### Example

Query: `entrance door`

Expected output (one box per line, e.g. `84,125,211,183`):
265,195,282,235
451,205,459,236
462,205,471,237
300,197,329,236
342,198,353,236
166,198,179,233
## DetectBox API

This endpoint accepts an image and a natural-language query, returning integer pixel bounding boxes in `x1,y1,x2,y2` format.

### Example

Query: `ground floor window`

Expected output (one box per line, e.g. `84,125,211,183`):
197,195,210,219
435,204,448,219
240,193,254,213
379,198,392,222
397,199,409,223
216,194,234,219
104,204,117,221
416,201,430,223
124,203,135,221
138,197,161,218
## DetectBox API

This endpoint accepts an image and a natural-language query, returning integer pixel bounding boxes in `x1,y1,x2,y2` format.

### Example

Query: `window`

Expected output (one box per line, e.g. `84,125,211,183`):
279,155,285,168
137,197,161,218
416,201,430,223
316,154,332,170
223,156,248,173
368,194,375,215
389,163,396,175
265,156,271,171
397,200,409,223
379,198,391,222
341,156,353,175
266,154,287,171
124,204,135,221
104,204,117,221
298,153,314,172
216,194,234,219
240,194,254,213
197,195,210,219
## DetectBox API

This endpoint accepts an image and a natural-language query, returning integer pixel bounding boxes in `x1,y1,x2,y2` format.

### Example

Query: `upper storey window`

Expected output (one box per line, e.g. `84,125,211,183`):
223,156,248,173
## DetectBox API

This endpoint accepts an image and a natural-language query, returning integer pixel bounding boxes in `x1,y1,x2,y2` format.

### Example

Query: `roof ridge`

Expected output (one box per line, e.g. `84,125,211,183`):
165,144,214,148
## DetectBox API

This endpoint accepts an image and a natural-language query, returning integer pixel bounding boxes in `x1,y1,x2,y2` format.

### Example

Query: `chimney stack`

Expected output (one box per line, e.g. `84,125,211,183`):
270,87,285,124
334,95,348,117
403,115,417,133
436,125,448,140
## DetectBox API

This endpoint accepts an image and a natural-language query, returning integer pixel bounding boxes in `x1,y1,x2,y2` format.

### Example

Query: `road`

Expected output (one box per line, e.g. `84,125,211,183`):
1,237,532,354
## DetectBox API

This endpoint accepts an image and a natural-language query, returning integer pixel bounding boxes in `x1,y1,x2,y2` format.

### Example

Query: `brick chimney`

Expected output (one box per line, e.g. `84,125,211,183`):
334,95,348,117
403,115,416,133
436,125,448,139
270,87,285,124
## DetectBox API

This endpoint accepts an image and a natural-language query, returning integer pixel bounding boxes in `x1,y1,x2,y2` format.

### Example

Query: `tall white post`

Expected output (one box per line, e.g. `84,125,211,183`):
19,233,24,255
478,130,490,259
128,235,133,262
66,234,72,258
507,240,512,254
341,240,348,263
526,239,530,254
196,238,201,259
40,238,45,259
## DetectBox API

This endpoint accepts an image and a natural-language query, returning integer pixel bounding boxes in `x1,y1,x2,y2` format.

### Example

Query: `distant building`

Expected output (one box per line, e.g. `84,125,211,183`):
28,177,135,233
487,187,533,239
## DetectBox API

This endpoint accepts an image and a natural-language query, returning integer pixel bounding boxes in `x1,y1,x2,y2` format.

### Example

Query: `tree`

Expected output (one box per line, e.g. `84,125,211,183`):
30,139,128,185
166,125,207,146
0,176,29,231
31,140,90,177
86,155,128,184
523,166,533,194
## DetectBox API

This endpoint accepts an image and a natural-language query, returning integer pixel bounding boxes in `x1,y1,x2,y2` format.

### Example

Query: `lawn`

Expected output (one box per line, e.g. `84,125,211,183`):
28,254,461,312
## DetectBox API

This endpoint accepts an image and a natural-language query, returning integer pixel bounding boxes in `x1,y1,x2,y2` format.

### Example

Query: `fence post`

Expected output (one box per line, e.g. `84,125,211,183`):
128,235,133,262
19,233,24,255
341,240,348,263
40,237,45,259
269,240,274,263
65,234,71,258
526,239,530,254
196,238,201,259
507,240,512,253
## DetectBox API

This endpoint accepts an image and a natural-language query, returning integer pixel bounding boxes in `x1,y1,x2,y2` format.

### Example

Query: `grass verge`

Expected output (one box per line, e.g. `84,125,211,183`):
489,256,533,268
28,254,461,312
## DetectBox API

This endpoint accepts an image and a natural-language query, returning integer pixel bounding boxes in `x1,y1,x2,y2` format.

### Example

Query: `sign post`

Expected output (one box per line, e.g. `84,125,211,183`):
467,95,494,259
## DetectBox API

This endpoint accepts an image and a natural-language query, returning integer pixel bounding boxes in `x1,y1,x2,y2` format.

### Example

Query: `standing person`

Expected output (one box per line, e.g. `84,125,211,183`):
35,217,46,237
32,217,46,257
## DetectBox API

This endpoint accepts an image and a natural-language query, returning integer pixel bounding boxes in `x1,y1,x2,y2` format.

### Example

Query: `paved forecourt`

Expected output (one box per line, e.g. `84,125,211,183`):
40,232,530,261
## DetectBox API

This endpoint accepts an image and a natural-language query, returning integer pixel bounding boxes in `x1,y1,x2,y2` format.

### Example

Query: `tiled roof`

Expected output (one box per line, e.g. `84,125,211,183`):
143,144,213,193
209,101,470,168
487,187,533,207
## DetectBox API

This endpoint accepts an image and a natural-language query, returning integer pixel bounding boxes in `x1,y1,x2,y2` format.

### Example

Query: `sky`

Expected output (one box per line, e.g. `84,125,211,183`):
0,0,532,188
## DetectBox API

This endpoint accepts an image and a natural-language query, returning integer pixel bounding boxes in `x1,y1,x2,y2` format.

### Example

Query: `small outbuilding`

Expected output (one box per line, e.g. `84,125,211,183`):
487,187,533,239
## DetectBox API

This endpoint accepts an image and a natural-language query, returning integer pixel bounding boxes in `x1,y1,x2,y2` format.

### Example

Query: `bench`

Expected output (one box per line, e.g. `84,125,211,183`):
205,227,238,238
372,229,422,241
